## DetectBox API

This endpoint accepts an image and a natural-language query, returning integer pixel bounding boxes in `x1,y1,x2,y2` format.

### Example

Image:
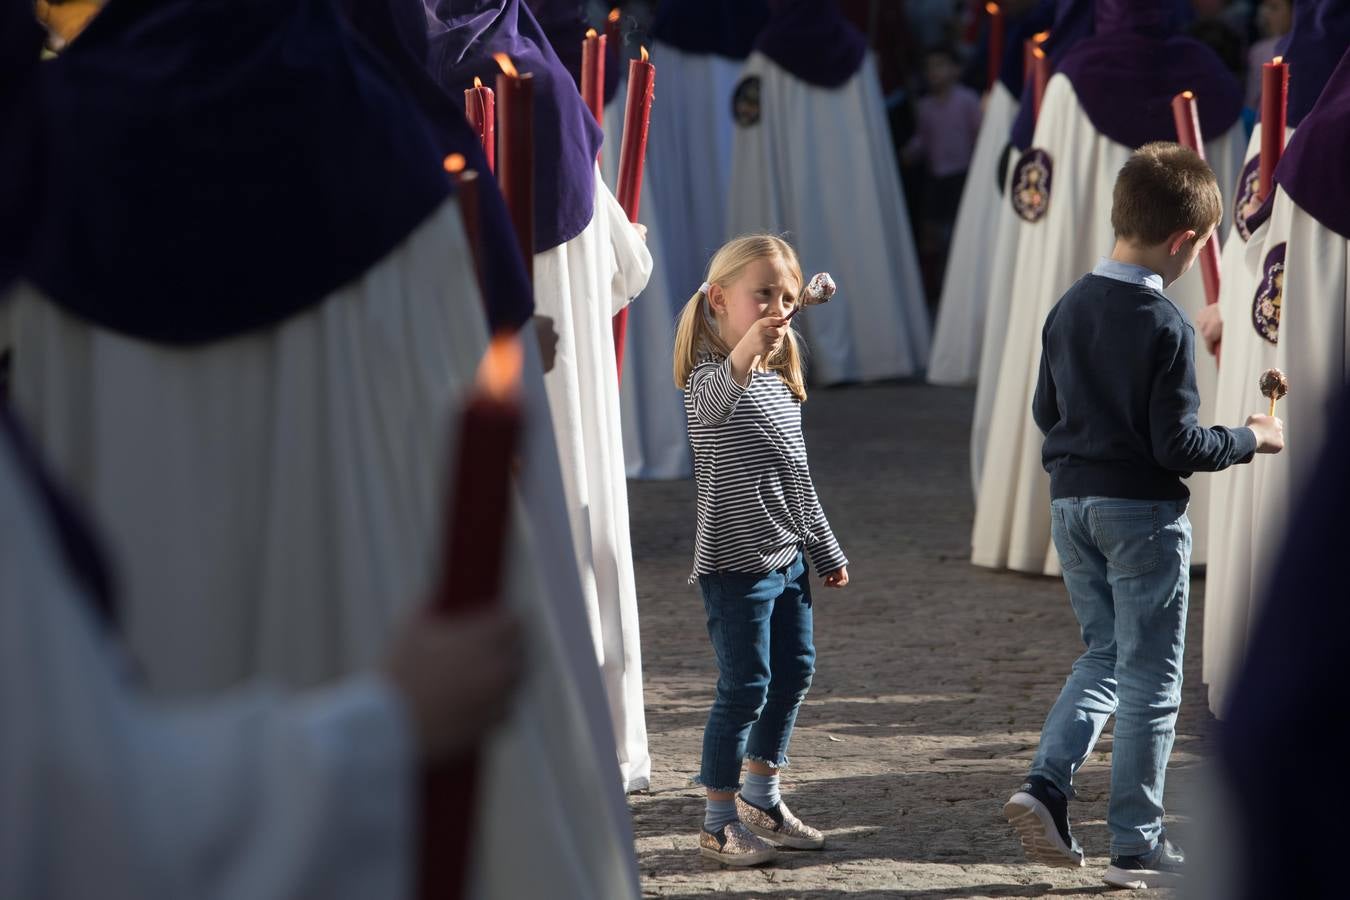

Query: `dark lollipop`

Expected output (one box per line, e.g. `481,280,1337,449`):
1260,367,1289,416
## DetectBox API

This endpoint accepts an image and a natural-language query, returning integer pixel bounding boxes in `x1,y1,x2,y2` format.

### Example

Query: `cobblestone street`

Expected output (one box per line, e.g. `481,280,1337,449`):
627,382,1212,899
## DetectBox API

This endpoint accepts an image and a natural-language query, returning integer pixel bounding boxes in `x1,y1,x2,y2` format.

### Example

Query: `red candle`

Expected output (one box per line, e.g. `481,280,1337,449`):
985,2,1003,93
419,334,524,900
494,53,534,283
1031,44,1050,124
1259,55,1288,202
611,47,655,382
464,76,495,174
444,154,484,298
581,27,606,125
605,6,621,48
1170,91,1222,360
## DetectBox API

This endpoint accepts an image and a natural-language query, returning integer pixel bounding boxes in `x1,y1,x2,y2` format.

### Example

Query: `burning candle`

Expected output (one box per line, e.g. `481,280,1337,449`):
605,6,621,48
494,52,534,282
611,45,655,381
1030,42,1050,123
581,27,606,125
985,2,1003,93
444,154,484,298
464,76,495,173
1170,91,1222,347
1259,55,1288,202
419,334,524,900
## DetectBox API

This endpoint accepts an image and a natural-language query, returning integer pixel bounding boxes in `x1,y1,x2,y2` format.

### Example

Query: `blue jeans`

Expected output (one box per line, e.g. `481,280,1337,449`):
698,552,815,792
1031,497,1191,856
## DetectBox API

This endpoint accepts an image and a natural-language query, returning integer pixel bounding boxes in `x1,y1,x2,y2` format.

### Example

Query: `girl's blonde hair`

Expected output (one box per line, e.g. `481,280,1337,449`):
672,234,808,402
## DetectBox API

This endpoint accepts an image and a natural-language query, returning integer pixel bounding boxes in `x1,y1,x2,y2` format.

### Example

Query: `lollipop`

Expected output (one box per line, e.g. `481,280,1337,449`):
785,272,836,321
1259,367,1288,416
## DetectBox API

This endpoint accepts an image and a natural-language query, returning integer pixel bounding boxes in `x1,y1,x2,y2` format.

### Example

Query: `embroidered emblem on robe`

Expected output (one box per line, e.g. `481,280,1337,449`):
1233,154,1262,242
1252,241,1285,344
732,76,762,127
1011,148,1052,223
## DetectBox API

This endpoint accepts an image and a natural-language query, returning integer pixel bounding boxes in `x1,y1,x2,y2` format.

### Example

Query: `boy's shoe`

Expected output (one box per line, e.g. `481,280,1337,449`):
1003,776,1085,867
698,821,778,866
1103,837,1185,890
735,794,826,849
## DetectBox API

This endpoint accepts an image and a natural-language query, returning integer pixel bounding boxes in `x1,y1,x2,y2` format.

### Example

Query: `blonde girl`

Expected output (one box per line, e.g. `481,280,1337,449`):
673,235,849,867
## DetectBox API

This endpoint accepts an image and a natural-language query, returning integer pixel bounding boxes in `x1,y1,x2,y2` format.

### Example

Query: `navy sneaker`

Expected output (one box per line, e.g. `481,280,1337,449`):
1003,775,1085,867
1103,837,1185,889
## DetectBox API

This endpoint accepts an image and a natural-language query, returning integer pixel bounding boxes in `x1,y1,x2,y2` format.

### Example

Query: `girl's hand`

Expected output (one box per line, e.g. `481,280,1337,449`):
823,566,849,588
729,316,789,383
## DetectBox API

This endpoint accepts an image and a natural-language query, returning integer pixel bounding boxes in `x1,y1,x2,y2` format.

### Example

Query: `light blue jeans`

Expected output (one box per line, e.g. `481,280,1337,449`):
1030,497,1191,856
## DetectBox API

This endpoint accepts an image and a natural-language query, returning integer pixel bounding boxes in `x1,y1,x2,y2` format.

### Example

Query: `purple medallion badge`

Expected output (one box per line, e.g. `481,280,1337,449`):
1233,153,1262,242
1251,242,1286,344
1011,148,1053,224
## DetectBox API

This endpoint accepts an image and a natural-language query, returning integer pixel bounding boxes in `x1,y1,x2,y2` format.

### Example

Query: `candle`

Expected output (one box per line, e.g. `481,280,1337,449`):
464,76,495,173
985,2,1003,93
581,27,606,125
444,154,484,298
1259,55,1288,202
419,334,524,900
605,6,621,49
1031,44,1050,123
1169,91,1223,360
494,52,534,282
611,46,655,382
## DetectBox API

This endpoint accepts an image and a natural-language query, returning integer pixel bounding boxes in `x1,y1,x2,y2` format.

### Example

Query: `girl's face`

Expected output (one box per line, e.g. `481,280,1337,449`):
710,256,800,350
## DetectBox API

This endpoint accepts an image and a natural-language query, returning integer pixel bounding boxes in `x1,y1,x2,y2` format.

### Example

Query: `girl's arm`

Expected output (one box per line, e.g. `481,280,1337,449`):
803,482,848,580
686,358,748,426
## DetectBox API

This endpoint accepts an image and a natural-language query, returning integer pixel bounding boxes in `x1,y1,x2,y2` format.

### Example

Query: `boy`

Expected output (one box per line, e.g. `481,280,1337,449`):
1002,143,1285,890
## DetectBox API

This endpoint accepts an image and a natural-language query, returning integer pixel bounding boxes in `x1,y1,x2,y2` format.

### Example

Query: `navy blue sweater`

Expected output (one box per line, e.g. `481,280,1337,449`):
1033,273,1258,501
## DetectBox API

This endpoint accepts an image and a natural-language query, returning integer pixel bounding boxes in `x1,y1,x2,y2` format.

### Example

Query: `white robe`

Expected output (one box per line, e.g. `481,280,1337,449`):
1,427,411,900
4,199,641,898
727,51,931,384
928,81,1019,387
646,40,743,323
603,85,693,480
970,73,1244,575
532,168,654,792
1203,178,1349,715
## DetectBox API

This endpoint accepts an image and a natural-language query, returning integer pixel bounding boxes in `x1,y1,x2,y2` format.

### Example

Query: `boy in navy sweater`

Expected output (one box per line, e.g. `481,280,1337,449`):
1002,143,1284,891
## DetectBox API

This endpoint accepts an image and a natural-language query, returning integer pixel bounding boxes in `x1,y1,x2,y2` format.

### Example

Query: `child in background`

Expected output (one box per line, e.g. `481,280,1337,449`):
1002,143,1284,890
672,235,850,867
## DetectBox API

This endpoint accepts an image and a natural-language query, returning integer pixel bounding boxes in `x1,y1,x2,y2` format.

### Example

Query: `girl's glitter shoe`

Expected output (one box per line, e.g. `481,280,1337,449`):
698,821,779,866
735,794,825,850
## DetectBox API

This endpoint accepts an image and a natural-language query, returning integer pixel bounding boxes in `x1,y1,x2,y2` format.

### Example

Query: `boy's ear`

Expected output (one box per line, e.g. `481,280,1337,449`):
1167,228,1198,257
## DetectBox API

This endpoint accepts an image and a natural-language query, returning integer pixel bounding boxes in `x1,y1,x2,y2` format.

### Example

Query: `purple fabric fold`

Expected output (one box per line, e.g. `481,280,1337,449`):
754,0,866,89
1271,0,1350,128
22,0,451,345
653,0,769,60
1275,43,1350,241
424,0,602,253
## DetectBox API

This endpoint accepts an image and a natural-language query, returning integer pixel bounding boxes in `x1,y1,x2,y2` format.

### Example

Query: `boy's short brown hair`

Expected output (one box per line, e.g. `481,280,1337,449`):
1110,141,1223,245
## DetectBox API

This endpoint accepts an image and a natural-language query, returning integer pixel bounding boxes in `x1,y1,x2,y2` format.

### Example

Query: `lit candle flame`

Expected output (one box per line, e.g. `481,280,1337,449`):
1272,55,1284,65
444,153,467,174
985,1,998,14
1181,90,1194,100
586,27,597,38
1033,29,1050,43
640,45,649,63
478,335,524,401
608,7,620,23
493,52,518,78
473,76,483,89
1032,46,1046,60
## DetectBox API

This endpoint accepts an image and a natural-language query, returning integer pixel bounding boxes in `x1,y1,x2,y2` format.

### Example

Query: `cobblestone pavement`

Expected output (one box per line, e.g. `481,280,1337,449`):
627,382,1214,899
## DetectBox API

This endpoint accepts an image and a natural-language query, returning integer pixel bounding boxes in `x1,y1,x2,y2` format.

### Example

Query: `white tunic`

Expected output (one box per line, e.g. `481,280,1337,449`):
603,83,693,480
532,169,654,792
0,427,411,900
727,51,931,384
970,73,1244,575
4,199,641,898
928,81,1019,387
1203,179,1349,715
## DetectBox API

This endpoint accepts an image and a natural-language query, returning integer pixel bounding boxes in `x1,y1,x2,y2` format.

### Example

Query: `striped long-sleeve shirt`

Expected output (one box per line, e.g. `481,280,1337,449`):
683,357,848,581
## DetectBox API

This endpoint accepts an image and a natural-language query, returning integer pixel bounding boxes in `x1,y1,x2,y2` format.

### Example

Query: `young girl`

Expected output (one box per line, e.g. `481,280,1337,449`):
672,235,850,866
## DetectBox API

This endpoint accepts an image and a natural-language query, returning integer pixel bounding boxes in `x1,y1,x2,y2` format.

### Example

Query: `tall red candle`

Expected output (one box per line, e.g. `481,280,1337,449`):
605,6,621,49
418,334,524,900
1259,55,1288,202
464,76,495,174
611,47,654,382
1031,45,1050,123
1170,90,1222,361
444,154,484,299
581,28,606,125
494,53,534,283
985,2,1003,93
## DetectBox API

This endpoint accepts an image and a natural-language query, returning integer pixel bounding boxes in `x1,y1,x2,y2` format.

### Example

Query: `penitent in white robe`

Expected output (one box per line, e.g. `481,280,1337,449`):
533,167,654,792
4,199,640,898
971,73,1244,575
603,85,693,480
1203,178,1349,715
727,52,930,384
928,81,1020,387
1,428,412,900
646,40,743,324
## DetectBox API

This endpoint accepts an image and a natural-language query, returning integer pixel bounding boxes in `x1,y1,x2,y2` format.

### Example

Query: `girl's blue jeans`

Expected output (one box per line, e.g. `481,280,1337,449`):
697,551,815,793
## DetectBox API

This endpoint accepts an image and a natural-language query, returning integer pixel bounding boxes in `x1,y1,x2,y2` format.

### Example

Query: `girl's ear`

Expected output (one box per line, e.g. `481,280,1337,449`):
707,283,726,316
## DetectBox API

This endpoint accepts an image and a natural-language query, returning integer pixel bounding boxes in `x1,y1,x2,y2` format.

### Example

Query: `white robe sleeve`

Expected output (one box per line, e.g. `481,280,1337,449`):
1,439,414,900
598,173,654,315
